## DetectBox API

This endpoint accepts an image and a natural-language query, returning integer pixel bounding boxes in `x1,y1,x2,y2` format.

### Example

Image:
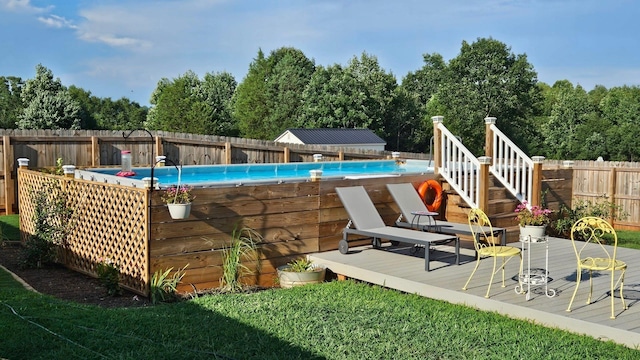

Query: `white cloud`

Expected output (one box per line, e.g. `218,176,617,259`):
37,14,77,29
0,0,51,13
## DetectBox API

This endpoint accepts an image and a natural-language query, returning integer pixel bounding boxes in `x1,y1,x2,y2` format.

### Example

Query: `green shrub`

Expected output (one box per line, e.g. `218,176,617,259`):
150,265,188,304
219,226,261,292
21,181,73,268
283,257,315,272
553,198,628,239
96,257,122,296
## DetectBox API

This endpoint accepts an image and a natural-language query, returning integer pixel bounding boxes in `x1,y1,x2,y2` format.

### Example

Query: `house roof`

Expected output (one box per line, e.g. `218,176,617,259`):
278,128,386,145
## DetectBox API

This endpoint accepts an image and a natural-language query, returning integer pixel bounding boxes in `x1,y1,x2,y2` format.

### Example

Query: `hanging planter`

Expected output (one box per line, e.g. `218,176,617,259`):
167,203,192,219
160,164,195,220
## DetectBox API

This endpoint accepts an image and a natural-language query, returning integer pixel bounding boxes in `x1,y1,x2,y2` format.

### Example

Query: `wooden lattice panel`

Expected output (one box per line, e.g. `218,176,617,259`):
18,169,150,295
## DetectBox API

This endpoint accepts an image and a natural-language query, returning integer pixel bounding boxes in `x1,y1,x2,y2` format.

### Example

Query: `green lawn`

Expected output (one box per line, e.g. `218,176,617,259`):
2,214,640,359
0,214,19,242
1,271,639,359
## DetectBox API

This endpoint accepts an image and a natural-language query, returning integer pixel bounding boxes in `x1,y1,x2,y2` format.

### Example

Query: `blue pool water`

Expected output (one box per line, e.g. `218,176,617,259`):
87,159,433,188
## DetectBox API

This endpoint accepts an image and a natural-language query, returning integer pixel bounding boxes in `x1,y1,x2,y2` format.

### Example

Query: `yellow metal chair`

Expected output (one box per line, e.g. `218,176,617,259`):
462,208,523,298
566,217,627,319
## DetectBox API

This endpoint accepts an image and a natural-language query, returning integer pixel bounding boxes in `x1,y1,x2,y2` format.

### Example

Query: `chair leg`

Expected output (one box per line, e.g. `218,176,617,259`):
462,255,481,291
620,271,627,311
611,270,616,319
566,268,582,312
587,270,593,304
500,257,506,287
485,256,499,298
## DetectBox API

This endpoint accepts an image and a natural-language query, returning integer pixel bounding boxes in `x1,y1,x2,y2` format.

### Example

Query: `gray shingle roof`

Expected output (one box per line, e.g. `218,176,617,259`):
283,128,386,145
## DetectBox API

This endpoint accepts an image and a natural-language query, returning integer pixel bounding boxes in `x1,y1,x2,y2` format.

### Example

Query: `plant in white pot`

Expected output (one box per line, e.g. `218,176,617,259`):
161,185,195,219
515,201,552,240
277,257,326,288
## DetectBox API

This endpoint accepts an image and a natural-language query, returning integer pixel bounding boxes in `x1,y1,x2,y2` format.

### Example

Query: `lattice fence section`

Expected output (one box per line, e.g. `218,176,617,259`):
18,169,150,295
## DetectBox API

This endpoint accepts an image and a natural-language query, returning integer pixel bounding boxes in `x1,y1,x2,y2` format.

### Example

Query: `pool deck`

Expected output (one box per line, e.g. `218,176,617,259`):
309,237,640,349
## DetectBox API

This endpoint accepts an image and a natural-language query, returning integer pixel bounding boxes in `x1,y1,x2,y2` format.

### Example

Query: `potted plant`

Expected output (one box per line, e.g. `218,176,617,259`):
277,257,326,288
161,185,195,219
515,201,552,240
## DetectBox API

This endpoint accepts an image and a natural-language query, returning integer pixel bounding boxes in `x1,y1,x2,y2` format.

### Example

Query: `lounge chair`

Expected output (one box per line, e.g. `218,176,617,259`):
386,183,507,245
335,186,459,271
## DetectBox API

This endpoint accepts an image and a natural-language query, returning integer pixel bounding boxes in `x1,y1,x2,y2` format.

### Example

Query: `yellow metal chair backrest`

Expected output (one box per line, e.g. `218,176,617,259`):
468,208,501,253
570,216,618,265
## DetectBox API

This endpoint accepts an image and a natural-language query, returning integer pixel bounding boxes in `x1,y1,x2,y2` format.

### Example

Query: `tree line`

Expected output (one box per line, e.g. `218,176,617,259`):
1,37,639,161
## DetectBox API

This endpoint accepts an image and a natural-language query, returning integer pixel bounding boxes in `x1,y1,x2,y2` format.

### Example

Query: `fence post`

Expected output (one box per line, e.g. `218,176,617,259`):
531,156,545,207
478,156,491,212
432,116,443,176
91,136,100,167
3,136,14,215
225,142,232,164
484,117,496,159
283,147,290,163
609,167,617,225
155,136,163,161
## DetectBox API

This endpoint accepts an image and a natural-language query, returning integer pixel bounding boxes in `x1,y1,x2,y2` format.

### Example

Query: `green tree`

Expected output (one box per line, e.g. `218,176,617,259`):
299,52,398,143
234,49,269,139
147,71,236,135
429,38,540,155
198,72,238,136
235,47,315,139
399,53,447,152
17,64,81,129
0,76,23,129
540,83,593,159
600,86,640,161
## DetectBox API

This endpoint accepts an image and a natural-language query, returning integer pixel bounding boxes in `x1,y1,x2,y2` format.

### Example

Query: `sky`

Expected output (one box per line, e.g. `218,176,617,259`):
1,0,639,106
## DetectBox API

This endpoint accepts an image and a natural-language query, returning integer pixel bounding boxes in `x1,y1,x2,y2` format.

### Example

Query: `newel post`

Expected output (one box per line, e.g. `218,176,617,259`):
531,156,545,207
478,156,491,212
484,117,496,159
431,116,443,175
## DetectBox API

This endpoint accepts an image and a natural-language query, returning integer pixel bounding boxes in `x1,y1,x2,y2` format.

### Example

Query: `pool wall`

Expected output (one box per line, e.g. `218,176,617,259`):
149,173,434,292
17,167,434,294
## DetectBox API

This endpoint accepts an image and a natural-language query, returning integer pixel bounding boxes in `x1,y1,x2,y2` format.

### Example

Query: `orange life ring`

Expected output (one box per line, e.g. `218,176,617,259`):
418,180,443,212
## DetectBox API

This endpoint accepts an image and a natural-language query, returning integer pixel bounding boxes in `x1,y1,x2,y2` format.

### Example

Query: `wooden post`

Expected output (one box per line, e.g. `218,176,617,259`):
609,167,617,225
224,142,232,164
338,150,344,161
431,116,443,176
3,136,14,215
484,117,496,159
531,156,545,207
283,147,290,163
478,156,491,212
155,136,163,161
91,136,100,167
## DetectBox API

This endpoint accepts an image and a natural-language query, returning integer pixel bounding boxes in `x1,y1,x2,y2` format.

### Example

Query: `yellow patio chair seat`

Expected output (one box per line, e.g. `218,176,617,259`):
462,208,523,298
566,217,627,319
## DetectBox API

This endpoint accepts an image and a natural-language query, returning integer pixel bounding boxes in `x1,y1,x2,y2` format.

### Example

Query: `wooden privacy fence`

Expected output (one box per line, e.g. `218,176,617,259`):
18,168,149,295
0,129,426,214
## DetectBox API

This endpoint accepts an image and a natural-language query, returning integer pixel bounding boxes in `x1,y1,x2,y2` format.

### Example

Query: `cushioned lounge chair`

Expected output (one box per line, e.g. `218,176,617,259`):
386,183,507,246
335,186,459,271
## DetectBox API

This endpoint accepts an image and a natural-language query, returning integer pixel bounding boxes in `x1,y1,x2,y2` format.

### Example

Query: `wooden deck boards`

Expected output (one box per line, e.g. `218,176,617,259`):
309,237,640,349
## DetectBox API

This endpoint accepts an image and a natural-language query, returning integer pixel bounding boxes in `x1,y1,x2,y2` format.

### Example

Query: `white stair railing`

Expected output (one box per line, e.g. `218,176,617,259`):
489,122,534,206
436,122,480,208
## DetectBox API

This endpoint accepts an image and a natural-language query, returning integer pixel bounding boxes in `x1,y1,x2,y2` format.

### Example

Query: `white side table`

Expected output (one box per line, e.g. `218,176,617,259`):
515,234,556,300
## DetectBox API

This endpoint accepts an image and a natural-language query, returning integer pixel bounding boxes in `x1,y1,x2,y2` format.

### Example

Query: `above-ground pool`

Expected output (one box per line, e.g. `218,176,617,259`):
76,159,434,188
